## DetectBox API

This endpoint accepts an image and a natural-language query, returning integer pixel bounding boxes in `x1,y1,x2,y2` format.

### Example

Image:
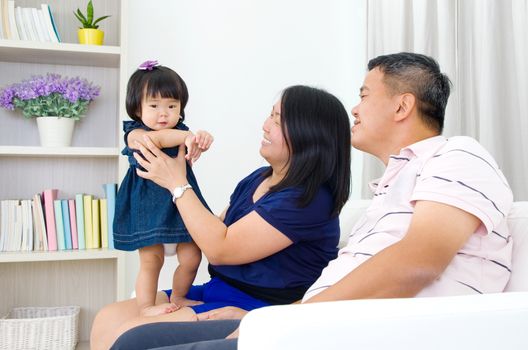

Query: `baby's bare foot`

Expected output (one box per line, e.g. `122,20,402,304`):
140,303,181,316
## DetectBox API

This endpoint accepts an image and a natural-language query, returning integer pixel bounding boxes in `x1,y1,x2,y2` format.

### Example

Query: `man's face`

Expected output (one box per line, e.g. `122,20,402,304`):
350,68,399,155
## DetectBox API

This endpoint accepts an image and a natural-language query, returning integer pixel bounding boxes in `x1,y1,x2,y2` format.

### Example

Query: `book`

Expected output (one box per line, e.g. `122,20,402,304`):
36,8,50,41
21,7,37,41
75,194,86,249
100,199,108,248
61,200,72,250
40,4,58,43
69,199,78,249
54,200,65,250
0,0,4,39
45,3,60,42
83,194,93,248
20,199,33,251
31,7,47,42
7,0,19,40
14,6,26,41
32,193,47,251
1,0,10,39
0,200,8,251
92,199,100,248
43,189,58,251
103,183,117,249
13,201,22,251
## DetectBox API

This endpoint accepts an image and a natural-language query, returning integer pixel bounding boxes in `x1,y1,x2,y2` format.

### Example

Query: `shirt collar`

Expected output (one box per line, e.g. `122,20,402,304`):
367,136,446,193
397,135,446,159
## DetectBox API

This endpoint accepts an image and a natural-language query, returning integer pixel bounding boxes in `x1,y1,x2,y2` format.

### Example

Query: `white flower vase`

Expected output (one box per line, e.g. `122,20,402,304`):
36,117,75,147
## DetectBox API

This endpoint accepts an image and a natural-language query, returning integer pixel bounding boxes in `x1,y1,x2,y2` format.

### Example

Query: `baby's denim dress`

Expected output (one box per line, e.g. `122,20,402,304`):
113,121,210,251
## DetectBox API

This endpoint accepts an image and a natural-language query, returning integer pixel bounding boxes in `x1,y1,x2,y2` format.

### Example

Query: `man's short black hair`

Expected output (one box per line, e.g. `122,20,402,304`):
368,52,452,133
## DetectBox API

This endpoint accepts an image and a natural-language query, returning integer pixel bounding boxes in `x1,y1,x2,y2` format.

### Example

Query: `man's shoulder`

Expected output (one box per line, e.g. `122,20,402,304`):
433,136,498,166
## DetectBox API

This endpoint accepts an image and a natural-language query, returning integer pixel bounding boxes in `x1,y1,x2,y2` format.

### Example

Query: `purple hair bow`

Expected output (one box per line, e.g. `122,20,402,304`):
138,60,160,71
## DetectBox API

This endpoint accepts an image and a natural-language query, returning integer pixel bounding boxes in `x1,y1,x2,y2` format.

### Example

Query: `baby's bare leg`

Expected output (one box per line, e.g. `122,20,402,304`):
171,242,202,306
137,244,167,316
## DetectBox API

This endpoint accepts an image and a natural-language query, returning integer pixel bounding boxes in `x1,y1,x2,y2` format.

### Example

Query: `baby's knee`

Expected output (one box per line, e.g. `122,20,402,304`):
139,245,165,268
177,243,202,270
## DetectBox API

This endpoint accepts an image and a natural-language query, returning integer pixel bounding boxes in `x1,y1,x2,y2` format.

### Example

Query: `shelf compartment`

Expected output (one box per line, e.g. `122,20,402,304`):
0,146,120,157
0,248,121,263
0,40,121,67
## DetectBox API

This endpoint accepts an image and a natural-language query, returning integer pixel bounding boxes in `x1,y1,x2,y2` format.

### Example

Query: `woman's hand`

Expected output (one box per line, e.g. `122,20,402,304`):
134,135,188,192
197,307,246,340
196,306,248,321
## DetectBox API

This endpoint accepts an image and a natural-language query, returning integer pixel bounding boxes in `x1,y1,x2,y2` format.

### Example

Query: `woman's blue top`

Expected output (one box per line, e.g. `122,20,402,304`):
210,167,339,304
113,120,209,251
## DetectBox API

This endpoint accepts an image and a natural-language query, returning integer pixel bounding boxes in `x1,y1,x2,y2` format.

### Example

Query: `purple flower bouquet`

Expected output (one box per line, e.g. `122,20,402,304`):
0,73,100,120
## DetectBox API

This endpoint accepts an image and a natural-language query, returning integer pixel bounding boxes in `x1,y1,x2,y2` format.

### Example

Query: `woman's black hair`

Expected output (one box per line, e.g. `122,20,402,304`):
264,85,351,216
125,65,189,123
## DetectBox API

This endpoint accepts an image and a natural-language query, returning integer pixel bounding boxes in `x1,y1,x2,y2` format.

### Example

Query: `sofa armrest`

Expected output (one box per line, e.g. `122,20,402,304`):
238,292,528,350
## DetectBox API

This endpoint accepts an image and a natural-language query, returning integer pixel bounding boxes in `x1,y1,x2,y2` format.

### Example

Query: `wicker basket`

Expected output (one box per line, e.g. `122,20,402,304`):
0,306,80,350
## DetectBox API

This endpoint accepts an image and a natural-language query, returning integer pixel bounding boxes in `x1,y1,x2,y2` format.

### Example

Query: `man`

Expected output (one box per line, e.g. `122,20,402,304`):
110,52,513,350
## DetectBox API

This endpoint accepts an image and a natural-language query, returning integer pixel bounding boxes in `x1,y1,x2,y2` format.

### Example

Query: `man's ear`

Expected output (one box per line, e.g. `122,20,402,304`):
394,93,416,122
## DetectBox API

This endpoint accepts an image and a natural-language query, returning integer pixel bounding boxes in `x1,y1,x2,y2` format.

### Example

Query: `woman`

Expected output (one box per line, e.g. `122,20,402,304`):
91,85,351,350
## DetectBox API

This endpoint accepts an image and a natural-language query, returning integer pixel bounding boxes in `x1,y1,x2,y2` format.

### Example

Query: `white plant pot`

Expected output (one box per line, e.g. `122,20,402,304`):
36,117,76,147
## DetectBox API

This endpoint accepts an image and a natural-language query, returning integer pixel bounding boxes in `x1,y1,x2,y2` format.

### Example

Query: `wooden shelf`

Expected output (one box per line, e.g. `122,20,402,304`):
0,146,120,157
0,39,121,67
0,248,121,263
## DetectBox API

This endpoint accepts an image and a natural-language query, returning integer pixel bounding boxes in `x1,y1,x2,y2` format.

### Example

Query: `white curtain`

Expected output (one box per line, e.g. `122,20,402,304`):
364,0,528,200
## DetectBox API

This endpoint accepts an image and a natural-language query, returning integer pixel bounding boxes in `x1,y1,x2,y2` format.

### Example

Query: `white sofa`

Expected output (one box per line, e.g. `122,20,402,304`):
238,201,528,350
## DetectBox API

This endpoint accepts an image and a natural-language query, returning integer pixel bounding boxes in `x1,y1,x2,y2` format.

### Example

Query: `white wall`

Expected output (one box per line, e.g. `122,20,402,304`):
125,0,367,295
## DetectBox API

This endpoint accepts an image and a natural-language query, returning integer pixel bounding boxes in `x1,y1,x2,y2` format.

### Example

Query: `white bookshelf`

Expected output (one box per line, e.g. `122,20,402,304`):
0,145,120,157
0,39,121,67
0,0,127,346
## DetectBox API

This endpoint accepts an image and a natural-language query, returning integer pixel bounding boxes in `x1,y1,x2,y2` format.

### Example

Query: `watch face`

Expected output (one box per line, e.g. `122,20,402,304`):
173,184,191,200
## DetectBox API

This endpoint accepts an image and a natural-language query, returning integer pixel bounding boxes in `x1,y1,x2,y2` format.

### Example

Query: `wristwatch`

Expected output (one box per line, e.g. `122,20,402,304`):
172,184,192,202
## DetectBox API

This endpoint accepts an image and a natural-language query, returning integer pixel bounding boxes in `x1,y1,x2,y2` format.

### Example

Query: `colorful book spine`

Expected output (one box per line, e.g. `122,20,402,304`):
40,4,58,43
69,199,78,249
45,3,60,42
92,199,100,248
43,189,58,251
53,200,65,250
103,183,117,249
75,194,85,250
100,199,108,248
61,200,72,250
83,195,93,248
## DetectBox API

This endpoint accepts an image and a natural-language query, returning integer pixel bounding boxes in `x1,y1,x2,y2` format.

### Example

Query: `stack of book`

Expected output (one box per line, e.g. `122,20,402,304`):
0,183,117,252
0,1,61,42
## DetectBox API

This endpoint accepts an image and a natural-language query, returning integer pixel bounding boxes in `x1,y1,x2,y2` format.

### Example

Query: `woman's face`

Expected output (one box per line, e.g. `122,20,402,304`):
260,99,290,169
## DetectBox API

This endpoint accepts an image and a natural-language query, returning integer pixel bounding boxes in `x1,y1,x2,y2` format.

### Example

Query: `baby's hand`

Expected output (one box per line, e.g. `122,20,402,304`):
170,295,204,308
194,130,214,152
184,133,201,164
140,303,181,317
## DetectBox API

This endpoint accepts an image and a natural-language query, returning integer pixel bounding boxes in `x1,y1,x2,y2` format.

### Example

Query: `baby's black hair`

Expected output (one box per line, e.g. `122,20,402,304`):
125,65,189,123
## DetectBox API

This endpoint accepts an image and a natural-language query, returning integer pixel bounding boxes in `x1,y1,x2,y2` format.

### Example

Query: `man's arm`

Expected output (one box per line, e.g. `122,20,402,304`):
305,200,481,302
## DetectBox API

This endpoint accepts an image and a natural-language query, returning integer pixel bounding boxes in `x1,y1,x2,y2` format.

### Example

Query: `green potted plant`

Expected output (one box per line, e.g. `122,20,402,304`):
74,0,111,45
0,73,100,147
